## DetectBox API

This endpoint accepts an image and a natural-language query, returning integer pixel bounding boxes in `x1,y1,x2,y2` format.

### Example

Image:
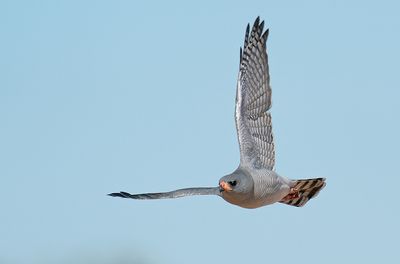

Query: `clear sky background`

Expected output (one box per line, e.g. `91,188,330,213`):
1,0,399,263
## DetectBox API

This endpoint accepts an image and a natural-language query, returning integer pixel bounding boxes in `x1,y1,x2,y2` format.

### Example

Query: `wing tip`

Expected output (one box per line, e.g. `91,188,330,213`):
244,23,250,47
243,17,269,50
262,28,269,42
108,191,131,198
254,16,260,27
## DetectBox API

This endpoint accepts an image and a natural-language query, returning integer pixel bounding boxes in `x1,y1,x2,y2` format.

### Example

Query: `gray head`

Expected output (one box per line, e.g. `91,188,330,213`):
218,169,254,204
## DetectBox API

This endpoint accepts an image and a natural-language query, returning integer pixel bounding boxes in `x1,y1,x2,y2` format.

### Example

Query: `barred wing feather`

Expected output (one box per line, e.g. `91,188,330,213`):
236,17,275,170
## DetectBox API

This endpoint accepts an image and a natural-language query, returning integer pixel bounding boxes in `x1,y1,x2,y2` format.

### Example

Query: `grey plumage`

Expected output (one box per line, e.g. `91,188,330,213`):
109,17,326,209
109,187,220,200
236,16,274,170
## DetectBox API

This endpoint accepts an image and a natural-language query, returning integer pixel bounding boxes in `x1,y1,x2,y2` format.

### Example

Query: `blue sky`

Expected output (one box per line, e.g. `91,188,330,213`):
1,0,399,263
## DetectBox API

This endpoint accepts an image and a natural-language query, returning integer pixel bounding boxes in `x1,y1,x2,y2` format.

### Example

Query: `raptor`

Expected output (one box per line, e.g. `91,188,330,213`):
109,17,326,208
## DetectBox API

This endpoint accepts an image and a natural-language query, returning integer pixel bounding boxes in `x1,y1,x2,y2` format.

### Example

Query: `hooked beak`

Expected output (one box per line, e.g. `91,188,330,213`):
219,180,233,192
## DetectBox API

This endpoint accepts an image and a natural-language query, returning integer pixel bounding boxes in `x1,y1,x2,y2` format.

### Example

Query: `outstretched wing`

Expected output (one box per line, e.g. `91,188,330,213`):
235,17,275,170
108,187,220,200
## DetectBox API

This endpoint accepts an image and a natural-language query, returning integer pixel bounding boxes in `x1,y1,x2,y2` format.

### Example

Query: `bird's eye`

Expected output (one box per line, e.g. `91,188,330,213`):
228,181,237,187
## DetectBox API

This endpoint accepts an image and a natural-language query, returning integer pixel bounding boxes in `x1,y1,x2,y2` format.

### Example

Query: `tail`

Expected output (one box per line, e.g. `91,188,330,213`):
279,178,326,207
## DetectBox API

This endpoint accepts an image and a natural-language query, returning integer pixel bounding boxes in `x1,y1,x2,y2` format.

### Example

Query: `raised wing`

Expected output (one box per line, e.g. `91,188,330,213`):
235,17,275,170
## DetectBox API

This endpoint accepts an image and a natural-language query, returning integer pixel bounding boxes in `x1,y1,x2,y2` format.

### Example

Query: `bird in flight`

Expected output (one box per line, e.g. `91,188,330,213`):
109,17,326,208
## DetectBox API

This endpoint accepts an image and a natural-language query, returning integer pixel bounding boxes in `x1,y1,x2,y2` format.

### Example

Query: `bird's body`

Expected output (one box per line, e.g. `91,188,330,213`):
109,17,326,209
220,167,291,209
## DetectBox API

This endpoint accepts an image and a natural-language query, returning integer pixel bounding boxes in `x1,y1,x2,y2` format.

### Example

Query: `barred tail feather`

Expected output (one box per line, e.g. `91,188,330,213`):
280,178,326,207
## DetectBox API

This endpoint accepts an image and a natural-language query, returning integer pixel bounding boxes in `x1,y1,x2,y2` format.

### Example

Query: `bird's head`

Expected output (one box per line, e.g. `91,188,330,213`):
218,171,253,196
